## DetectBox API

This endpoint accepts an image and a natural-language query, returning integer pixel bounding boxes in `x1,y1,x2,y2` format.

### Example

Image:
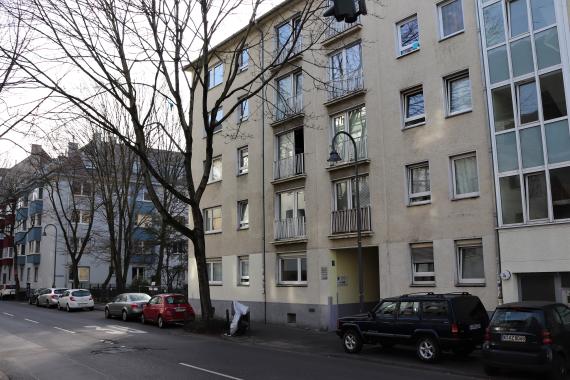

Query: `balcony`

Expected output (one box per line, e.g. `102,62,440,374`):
324,17,361,43
28,200,43,215
27,227,42,242
16,208,27,221
133,227,156,242
0,257,12,266
331,206,372,235
274,217,306,242
131,254,157,265
1,235,13,248
326,70,364,103
274,38,302,66
16,255,26,266
274,95,303,124
273,154,305,181
26,254,40,265
328,135,368,168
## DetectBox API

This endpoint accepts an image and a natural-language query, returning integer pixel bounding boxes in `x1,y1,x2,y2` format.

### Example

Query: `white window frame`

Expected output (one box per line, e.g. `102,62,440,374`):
277,254,307,285
332,175,369,211
238,48,249,71
237,200,249,230
237,146,249,175
30,188,43,201
30,213,42,227
438,0,465,41
402,86,426,128
207,108,224,135
208,63,224,90
410,243,435,285
406,162,431,205
140,188,152,202
445,70,472,116
396,15,420,57
276,189,305,222
451,152,480,199
238,256,249,285
456,240,485,285
207,259,223,285
208,156,223,183
203,206,222,234
237,98,249,122
72,210,92,225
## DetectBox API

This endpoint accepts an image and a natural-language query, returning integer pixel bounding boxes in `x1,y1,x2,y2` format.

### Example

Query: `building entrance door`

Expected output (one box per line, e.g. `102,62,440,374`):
520,273,556,301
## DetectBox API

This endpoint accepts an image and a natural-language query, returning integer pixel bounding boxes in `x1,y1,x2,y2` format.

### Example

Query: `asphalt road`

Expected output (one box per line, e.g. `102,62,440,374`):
0,300,525,380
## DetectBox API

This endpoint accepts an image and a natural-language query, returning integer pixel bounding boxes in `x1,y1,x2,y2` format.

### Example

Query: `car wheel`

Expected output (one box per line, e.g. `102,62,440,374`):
484,365,500,376
66,304,71,312
157,316,165,329
548,354,568,380
416,336,441,363
28,298,32,305
122,310,128,322
35,298,40,307
105,308,111,319
342,329,363,354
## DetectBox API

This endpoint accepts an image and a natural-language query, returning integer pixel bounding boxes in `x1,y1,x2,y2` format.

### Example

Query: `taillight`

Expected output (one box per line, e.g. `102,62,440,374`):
451,323,459,335
484,327,491,343
131,304,139,309
51,295,57,299
88,297,93,301
70,296,76,301
542,330,553,345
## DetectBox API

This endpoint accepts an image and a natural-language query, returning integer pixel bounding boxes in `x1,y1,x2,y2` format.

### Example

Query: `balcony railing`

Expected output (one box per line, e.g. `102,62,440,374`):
325,17,361,40
273,153,305,180
274,217,306,241
329,135,368,166
331,206,372,235
327,70,364,101
275,94,303,122
275,37,303,65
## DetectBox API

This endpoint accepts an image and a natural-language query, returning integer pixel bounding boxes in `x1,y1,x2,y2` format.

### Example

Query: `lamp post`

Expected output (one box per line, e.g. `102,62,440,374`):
328,131,364,313
43,224,58,288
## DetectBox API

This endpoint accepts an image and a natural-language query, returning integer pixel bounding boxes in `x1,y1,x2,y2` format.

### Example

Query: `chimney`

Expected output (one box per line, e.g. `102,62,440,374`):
67,142,79,156
31,144,43,156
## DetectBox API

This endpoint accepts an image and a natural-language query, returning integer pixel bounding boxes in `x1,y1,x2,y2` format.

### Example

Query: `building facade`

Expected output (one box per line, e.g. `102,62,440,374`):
188,0,501,330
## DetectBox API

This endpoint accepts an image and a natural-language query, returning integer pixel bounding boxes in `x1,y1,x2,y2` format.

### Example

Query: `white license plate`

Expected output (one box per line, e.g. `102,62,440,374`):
501,334,526,343
79,302,87,306
469,323,481,330
175,307,186,312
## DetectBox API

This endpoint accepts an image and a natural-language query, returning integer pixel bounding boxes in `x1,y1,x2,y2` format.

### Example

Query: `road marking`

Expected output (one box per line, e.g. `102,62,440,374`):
53,327,75,334
84,326,125,335
24,318,39,324
2,312,14,317
179,363,244,380
107,325,147,334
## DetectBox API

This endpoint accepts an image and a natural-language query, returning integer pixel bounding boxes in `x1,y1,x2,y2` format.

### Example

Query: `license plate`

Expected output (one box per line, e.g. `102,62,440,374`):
79,302,87,306
469,323,481,330
175,307,186,312
501,334,526,343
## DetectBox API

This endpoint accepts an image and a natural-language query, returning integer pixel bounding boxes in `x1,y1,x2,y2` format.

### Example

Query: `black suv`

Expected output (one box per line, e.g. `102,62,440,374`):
483,302,570,379
336,292,489,362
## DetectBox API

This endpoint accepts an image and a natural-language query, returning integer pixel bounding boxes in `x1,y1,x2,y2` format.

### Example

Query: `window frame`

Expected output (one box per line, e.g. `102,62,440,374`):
410,243,435,285
207,63,224,90
237,146,249,175
396,15,420,57
277,254,307,285
401,86,426,128
456,240,485,285
332,175,370,211
237,200,249,230
237,98,249,122
406,162,431,206
445,70,472,117
208,156,223,183
238,256,249,285
203,206,222,234
207,259,223,285
450,152,480,199
238,48,249,71
437,0,465,41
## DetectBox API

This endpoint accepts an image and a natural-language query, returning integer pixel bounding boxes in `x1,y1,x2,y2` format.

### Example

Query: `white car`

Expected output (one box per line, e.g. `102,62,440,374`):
57,289,95,311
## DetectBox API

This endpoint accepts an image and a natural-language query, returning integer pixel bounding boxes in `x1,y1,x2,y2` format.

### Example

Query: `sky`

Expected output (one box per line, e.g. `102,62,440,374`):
0,0,283,167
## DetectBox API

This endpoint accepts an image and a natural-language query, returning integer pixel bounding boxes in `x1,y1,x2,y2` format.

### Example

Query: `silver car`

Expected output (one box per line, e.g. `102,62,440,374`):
36,288,68,308
105,293,151,321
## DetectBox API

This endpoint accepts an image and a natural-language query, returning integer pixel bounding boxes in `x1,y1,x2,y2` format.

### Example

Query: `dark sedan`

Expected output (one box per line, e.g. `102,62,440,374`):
105,293,151,321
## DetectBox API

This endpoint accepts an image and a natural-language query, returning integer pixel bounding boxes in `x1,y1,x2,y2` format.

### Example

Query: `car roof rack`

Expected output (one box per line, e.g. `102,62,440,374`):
444,292,471,296
401,292,438,297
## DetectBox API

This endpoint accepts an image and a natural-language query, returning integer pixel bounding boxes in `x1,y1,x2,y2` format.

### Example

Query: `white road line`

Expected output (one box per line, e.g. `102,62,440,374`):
53,326,75,334
179,363,244,380
2,312,14,317
25,318,39,324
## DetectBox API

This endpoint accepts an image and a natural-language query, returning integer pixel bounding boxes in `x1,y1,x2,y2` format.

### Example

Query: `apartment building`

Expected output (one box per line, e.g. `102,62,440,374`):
187,0,501,330
477,0,570,303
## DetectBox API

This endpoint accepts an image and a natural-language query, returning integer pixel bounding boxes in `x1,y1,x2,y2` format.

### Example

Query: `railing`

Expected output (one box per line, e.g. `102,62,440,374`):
274,217,306,241
275,94,303,122
325,17,361,39
275,37,303,65
331,206,372,234
327,70,364,101
329,135,368,165
273,153,305,180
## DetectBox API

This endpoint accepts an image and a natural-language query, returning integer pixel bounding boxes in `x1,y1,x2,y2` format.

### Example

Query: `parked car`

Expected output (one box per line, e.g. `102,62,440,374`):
57,289,94,311
28,288,45,305
0,284,16,299
141,294,195,328
36,288,68,308
105,293,151,321
483,301,570,379
336,292,489,362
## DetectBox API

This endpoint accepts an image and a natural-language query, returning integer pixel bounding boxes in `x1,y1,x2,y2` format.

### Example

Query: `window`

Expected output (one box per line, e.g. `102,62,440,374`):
238,48,249,71
276,16,301,58
237,200,249,230
398,301,420,320
28,240,40,254
277,190,305,222
397,16,420,56
207,259,222,284
422,301,449,319
334,176,370,211
500,176,524,224
407,162,431,205
30,188,43,201
238,256,249,285
540,70,567,122
140,188,152,202
329,42,362,98
71,210,92,224
402,87,425,128
278,255,307,285
331,106,367,162
550,167,570,220
132,267,145,280
508,0,529,38
411,243,435,284
517,81,539,125
525,172,548,220
30,213,42,227
456,240,485,284
237,146,249,175
451,153,479,198
71,182,92,196
204,206,222,233
446,71,472,115
276,72,303,121
376,301,397,319
438,0,464,39
208,63,224,89
208,156,222,183
33,267,38,282
136,213,153,228
137,241,153,255
237,98,249,122
275,128,304,179
207,108,224,134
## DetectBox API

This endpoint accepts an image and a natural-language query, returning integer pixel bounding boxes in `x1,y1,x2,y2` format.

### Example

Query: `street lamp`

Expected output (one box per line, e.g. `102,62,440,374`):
328,131,364,313
43,224,58,288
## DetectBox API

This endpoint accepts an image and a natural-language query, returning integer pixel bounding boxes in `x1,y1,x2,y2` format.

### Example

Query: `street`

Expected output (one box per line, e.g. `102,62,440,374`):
0,300,530,380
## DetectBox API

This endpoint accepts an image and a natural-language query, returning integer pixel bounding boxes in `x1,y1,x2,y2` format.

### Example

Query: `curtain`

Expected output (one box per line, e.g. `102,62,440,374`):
455,156,478,195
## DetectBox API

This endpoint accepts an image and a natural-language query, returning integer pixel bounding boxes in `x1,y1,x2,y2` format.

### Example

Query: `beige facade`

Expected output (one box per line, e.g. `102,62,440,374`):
188,0,499,329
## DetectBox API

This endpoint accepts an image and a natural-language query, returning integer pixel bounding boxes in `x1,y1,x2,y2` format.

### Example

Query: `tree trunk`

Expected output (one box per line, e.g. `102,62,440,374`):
101,265,114,289
193,232,213,320
154,224,166,287
71,259,79,289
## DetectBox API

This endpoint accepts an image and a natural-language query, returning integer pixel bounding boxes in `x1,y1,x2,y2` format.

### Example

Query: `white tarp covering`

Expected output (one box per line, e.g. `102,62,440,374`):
230,301,249,336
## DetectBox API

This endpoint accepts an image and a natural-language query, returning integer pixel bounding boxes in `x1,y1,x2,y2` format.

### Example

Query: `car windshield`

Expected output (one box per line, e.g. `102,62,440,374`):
130,294,150,302
165,295,186,305
54,289,67,295
452,297,489,323
491,309,545,334
72,290,91,297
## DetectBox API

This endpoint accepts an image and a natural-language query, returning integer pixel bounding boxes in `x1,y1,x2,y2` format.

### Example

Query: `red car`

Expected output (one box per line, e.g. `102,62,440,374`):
140,294,195,328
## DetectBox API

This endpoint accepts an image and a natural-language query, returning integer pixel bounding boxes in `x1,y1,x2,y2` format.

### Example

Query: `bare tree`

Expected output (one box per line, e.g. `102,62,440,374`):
6,0,331,320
